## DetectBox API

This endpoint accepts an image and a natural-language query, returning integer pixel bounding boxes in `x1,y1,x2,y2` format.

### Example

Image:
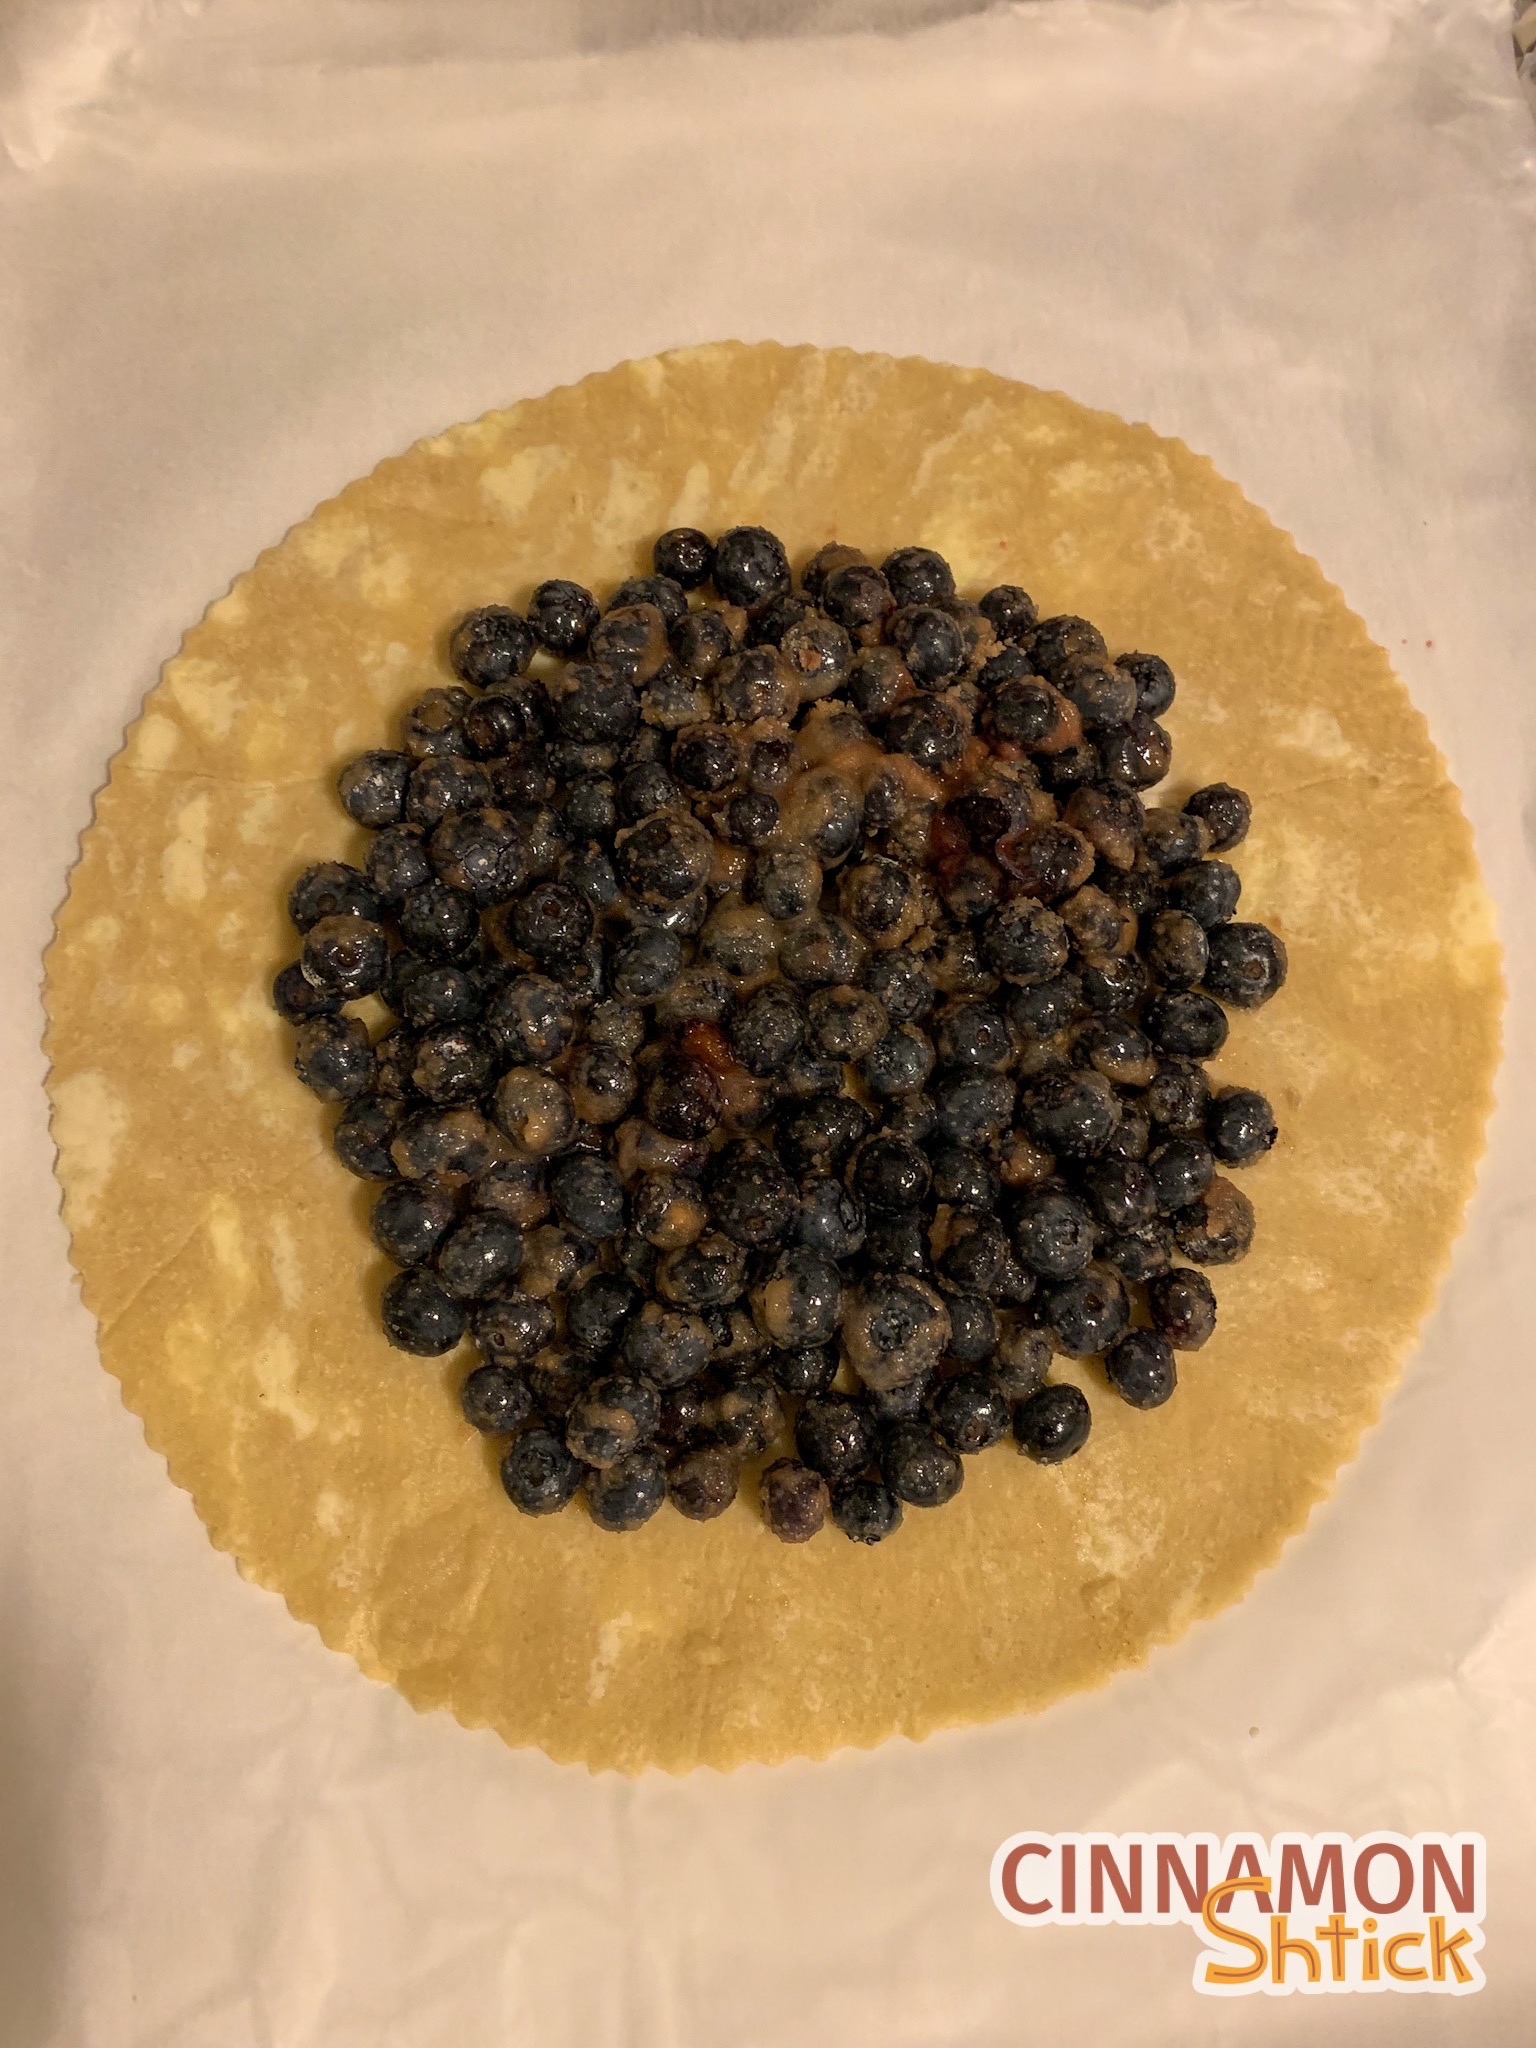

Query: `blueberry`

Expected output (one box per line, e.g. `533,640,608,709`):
668,1445,738,1521
397,961,481,1029
493,1068,576,1157
381,1269,466,1355
621,1301,713,1387
293,1014,374,1100
1101,1097,1154,1158
1145,909,1209,991
1006,972,1082,1040
563,846,620,914
565,1374,660,1469
807,984,886,1062
751,1247,842,1348
288,861,379,932
993,1322,1052,1399
499,1426,582,1514
581,1447,667,1531
655,1232,747,1309
461,688,544,760
272,959,341,1024
1165,859,1241,929
1074,1017,1156,1089
711,525,791,611
862,1210,931,1276
821,561,894,636
607,573,685,628
1147,1138,1216,1215
337,749,412,828
643,1052,724,1139
880,1423,963,1507
527,1352,596,1418
883,696,966,771
1208,1086,1278,1165
838,859,911,942
548,1154,625,1240
703,1371,785,1459
1144,991,1230,1059
1099,715,1172,790
985,676,1077,753
1147,1266,1218,1348
649,527,712,588
1080,952,1149,1015
1184,782,1250,852
796,1394,876,1478
767,1343,839,1396
510,880,591,968
399,881,479,960
761,1458,830,1542
937,1214,1014,1298
843,1274,950,1391
748,592,814,648
391,1107,500,1182
933,1002,1012,1072
564,777,618,843
1030,614,1108,681
781,615,853,699
888,605,965,687
1043,1264,1129,1357
1100,1224,1173,1283
1142,807,1210,872
1000,823,1098,905
830,1477,903,1543
1173,1178,1255,1264
728,984,805,1077
405,753,492,831
461,1362,534,1434
370,1179,458,1265
1059,659,1137,733
776,1091,870,1177
929,1147,999,1214
1013,1188,1097,1279
1143,1055,1211,1133
472,1288,555,1365
407,1024,491,1106
615,811,713,906
941,1292,997,1366
940,859,1004,926
1086,1158,1157,1232
332,1093,402,1179
854,1025,930,1100
483,974,574,1064
1116,651,1176,718
850,1134,931,1215
862,950,936,1026
655,1380,712,1452
929,1370,1010,1454
428,808,527,906
1013,1382,1092,1463
1104,1329,1177,1409
1018,1070,1116,1159
558,1274,635,1361
564,1044,636,1128
881,546,955,608
703,1142,792,1250
631,1171,708,1252
1203,922,1288,1009
602,929,677,1004
366,825,434,909
978,583,1038,644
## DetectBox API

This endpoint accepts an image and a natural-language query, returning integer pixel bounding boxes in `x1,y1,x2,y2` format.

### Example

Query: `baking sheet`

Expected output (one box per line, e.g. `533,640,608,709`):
3,0,1535,2040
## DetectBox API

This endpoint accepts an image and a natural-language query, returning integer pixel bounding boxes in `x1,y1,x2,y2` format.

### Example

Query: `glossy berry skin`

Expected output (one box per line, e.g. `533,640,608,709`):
644,1053,724,1139
703,1371,784,1459
293,1014,374,1100
1021,1071,1120,1160
943,1292,998,1366
1147,1266,1218,1348
1043,1264,1130,1358
1165,859,1242,928
978,583,1038,643
711,525,791,611
767,1343,838,1397
1147,1139,1217,1215
367,825,434,909
888,605,965,686
752,1248,842,1349
500,1426,583,1514
272,959,341,1025
1013,1382,1092,1464
880,1423,963,1508
1105,1330,1177,1410
830,1477,904,1544
287,861,379,933
861,1026,935,1099
548,1155,626,1240
1144,909,1208,991
1012,1189,1098,1280
1173,1178,1255,1265
863,950,936,1024
653,527,714,588
399,881,479,960
931,1146,1001,1214
1208,1087,1278,1166
381,1270,466,1356
332,1094,402,1179
300,915,389,999
472,1290,556,1366
450,606,534,689
1143,991,1230,1060
929,1370,1010,1455
668,1445,738,1520
338,749,412,828
883,696,966,772
566,1374,661,1468
584,1448,669,1531
993,1324,1052,1399
708,1143,797,1249
436,1213,526,1299
411,1024,495,1105
881,546,955,608
850,1135,932,1215
729,986,805,1077
1203,922,1288,1009
370,1179,458,1266
761,1458,830,1542
1184,782,1251,851
932,1069,1015,1150
1116,651,1176,718
796,1394,876,1480
461,1363,534,1435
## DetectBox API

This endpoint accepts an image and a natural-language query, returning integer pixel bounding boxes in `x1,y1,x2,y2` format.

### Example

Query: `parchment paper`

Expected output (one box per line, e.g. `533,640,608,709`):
3,1,1534,2041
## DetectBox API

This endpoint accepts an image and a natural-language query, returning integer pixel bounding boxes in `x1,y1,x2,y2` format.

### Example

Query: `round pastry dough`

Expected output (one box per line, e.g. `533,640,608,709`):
44,344,1501,1772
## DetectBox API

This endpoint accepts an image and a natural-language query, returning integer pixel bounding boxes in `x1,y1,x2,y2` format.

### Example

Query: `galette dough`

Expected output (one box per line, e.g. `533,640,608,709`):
44,342,1502,1772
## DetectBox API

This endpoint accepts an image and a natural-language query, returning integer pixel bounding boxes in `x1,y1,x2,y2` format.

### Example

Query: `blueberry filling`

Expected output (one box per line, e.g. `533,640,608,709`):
274,533,1285,1541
